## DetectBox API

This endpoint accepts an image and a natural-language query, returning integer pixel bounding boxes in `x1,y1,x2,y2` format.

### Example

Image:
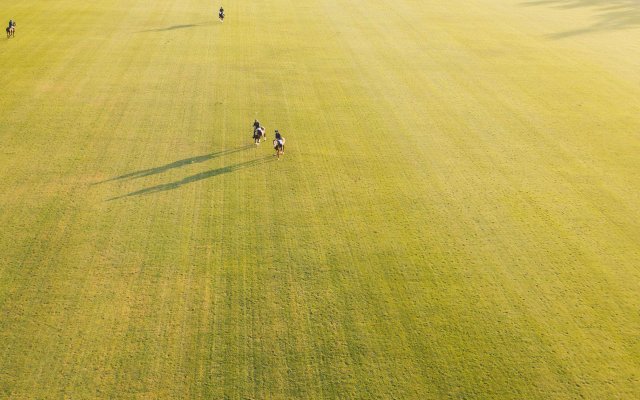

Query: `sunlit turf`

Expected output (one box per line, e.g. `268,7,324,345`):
0,0,638,398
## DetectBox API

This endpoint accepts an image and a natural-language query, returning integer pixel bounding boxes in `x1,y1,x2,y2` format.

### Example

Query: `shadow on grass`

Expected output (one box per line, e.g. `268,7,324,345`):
96,145,254,184
521,0,640,38
138,21,216,33
108,156,274,200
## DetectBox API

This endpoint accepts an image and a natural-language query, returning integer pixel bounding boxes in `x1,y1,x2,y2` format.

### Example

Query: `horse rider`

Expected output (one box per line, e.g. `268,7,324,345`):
253,126,266,144
219,7,225,20
274,130,285,155
8,19,14,28
253,120,263,141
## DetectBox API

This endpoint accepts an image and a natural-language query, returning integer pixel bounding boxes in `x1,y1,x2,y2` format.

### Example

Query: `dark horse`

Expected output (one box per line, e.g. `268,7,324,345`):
253,127,266,145
6,21,15,39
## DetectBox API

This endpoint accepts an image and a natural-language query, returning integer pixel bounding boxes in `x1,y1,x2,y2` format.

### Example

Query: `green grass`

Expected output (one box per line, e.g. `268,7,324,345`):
1,0,639,398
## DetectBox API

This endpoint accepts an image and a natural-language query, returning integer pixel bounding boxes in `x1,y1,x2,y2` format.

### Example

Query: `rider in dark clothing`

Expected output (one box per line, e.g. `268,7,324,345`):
274,130,285,153
219,7,224,19
9,19,14,27
253,120,260,131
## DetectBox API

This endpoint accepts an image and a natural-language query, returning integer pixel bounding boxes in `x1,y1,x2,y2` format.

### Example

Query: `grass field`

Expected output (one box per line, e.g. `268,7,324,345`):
1,0,639,398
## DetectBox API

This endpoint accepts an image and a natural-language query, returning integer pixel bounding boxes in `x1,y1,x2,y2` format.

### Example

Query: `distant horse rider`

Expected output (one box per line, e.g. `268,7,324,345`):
253,119,260,132
219,7,225,21
6,19,15,38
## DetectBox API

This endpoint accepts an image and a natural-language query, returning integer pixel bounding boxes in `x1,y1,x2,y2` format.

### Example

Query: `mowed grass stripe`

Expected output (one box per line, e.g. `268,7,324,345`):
328,0,635,396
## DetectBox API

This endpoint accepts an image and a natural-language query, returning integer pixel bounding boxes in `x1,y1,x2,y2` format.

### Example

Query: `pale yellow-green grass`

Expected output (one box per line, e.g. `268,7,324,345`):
0,0,638,398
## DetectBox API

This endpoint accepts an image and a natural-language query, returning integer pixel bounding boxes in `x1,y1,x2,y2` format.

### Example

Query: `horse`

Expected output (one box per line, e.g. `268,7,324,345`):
6,22,15,39
273,138,285,159
253,127,266,145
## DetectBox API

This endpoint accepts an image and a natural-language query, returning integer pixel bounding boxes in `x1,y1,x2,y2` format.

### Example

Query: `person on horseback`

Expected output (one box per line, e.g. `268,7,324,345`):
219,7,225,21
253,126,266,145
252,120,261,142
6,19,15,38
273,130,285,159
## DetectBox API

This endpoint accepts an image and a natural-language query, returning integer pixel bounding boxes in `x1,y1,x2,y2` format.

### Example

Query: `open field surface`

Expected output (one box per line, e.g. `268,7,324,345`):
1,0,639,398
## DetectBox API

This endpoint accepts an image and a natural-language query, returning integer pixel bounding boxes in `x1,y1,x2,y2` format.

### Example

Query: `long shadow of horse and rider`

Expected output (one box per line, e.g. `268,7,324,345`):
137,21,217,33
102,145,274,200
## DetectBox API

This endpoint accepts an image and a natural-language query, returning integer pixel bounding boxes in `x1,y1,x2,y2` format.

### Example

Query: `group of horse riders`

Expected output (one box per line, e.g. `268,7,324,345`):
253,120,286,159
6,19,15,38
